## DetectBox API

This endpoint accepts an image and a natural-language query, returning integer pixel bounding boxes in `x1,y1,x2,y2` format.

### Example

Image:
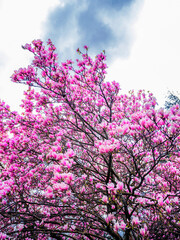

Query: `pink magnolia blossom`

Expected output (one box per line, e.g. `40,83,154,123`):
165,205,172,213
116,181,123,191
105,213,114,224
114,222,120,232
132,217,140,226
158,198,164,207
102,195,108,203
107,182,115,191
119,221,126,230
140,228,146,236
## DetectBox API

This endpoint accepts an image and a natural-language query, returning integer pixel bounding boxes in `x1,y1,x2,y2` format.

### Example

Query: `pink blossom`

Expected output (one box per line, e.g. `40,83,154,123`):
102,195,108,203
95,183,101,189
165,205,172,213
17,223,24,231
140,228,146,236
116,181,123,191
67,149,75,158
114,222,120,232
0,232,7,239
61,197,68,203
63,224,68,230
89,176,93,182
66,141,71,148
173,197,179,205
119,221,126,230
53,182,68,191
107,182,115,191
158,198,164,207
47,186,53,193
80,186,86,193
132,217,139,226
105,213,114,224
82,174,87,180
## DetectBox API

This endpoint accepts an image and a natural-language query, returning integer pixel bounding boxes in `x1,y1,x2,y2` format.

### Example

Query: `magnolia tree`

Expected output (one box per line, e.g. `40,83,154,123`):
0,40,180,240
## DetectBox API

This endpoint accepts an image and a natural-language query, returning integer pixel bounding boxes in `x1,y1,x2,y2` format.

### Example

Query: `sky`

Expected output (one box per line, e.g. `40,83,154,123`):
0,0,180,111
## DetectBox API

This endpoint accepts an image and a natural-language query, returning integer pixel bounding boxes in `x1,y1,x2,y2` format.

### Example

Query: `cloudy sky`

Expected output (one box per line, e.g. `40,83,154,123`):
0,0,180,111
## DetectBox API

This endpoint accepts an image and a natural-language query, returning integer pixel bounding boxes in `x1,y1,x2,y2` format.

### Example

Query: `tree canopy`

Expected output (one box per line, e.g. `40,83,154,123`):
0,39,179,240
165,91,180,110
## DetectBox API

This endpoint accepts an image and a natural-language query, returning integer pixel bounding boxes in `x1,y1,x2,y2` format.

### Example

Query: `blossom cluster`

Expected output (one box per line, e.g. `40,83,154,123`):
0,40,179,239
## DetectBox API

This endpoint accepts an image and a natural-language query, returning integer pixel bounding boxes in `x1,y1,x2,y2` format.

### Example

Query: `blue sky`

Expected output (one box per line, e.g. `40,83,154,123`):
0,0,180,111
44,0,138,61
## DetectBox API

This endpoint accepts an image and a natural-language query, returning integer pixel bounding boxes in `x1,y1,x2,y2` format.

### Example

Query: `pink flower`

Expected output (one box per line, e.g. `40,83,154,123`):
0,232,7,239
53,182,68,191
102,195,108,203
47,186,53,193
17,224,24,231
114,222,120,232
140,228,146,236
61,197,68,203
158,198,164,207
82,174,87,180
96,183,101,189
80,186,86,193
63,224,68,230
64,173,74,184
67,149,75,158
107,182,115,191
105,213,114,224
116,181,123,191
132,217,139,226
66,141,71,148
165,205,172,213
119,221,126,230
173,197,179,205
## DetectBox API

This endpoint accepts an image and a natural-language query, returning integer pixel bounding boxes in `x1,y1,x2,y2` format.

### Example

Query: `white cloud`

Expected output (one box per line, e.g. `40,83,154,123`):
107,0,180,107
